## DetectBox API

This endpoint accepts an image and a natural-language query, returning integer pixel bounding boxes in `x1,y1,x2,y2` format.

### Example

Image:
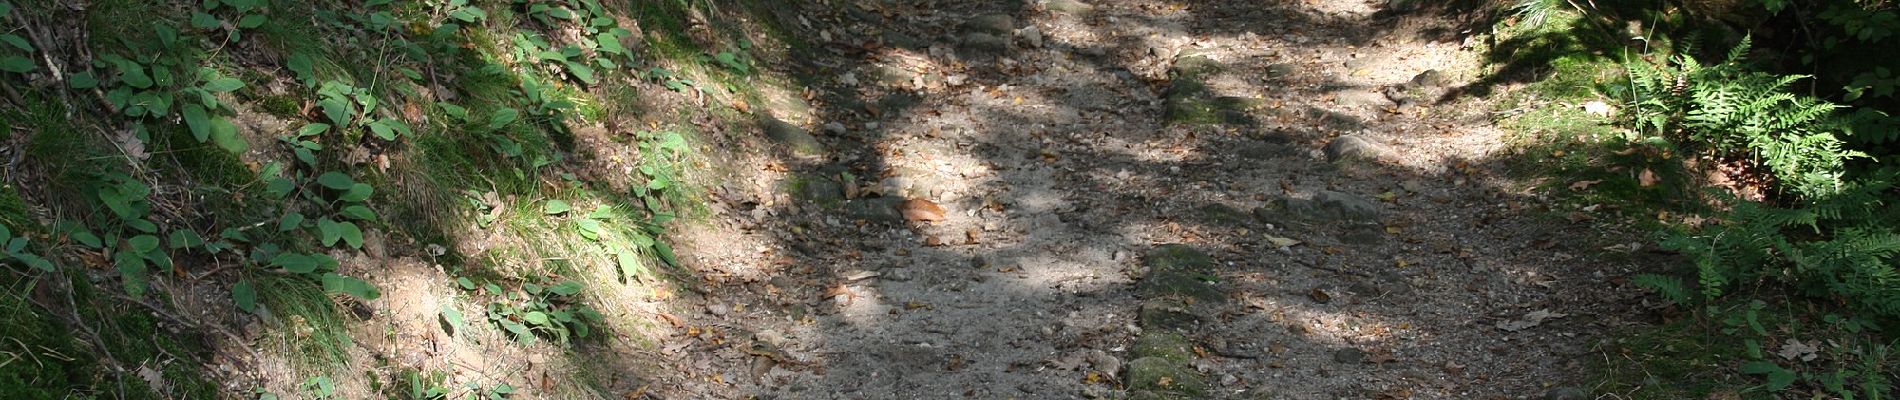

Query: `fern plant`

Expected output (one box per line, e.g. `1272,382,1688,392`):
1625,37,1865,199
1648,176,1900,318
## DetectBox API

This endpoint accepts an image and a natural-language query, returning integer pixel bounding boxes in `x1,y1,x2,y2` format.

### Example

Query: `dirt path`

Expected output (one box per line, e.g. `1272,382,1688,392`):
652,1,1641,398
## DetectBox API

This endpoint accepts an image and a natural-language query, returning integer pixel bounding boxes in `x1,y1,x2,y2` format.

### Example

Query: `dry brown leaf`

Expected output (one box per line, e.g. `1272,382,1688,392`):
1639,168,1660,187
1568,180,1603,191
900,198,946,222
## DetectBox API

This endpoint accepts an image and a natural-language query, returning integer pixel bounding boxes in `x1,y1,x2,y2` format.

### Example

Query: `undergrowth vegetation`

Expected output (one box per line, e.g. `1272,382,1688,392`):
0,0,790,397
1491,0,1900,397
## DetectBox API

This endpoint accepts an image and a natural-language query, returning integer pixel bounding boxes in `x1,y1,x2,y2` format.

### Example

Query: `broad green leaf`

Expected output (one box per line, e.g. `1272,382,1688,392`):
340,183,373,202
237,14,267,29
338,221,364,249
115,251,149,298
118,62,152,88
168,230,204,249
279,212,305,231
0,56,34,73
488,108,518,129
319,98,352,127
127,219,158,233
0,223,9,239
191,12,220,29
232,280,258,313
340,205,377,221
1740,361,1796,391
575,219,600,240
616,250,644,280
297,123,330,137
456,277,476,290
597,32,623,54
440,305,465,334
182,104,211,142
321,273,380,299
209,117,246,153
71,229,103,249
129,235,161,253
265,177,295,198
0,34,31,52
588,205,614,220
271,253,319,273
654,241,680,267
317,218,342,247
202,76,244,92
17,254,52,272
367,119,408,140
68,71,99,89
543,199,571,215
286,53,314,84
503,321,534,343
564,61,596,84
316,172,354,190
448,7,485,22
547,281,583,296
523,311,550,325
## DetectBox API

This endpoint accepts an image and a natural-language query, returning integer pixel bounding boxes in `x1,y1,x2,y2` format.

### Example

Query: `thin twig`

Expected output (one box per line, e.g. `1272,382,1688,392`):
112,292,264,363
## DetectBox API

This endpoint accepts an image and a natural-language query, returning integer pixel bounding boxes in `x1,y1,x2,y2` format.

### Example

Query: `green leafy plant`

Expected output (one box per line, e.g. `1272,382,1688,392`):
458,276,600,345
314,80,411,142
1648,176,1900,316
0,3,35,74
303,376,337,399
1625,37,1862,199
0,223,53,271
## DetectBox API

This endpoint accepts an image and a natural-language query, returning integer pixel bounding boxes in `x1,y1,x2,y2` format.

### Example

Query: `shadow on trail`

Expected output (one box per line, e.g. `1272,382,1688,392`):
618,0,1657,398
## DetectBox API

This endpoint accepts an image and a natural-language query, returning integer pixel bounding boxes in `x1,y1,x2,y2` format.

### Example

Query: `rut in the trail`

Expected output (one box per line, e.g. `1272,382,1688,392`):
656,1,1637,398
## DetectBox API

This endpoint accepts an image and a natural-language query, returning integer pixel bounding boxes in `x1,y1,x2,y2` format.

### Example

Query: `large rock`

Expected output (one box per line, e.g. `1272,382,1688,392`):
1143,245,1216,274
844,197,906,224
1195,203,1253,227
787,174,845,208
1046,0,1095,14
1126,357,1207,396
960,32,1010,56
1135,271,1225,304
1323,135,1389,162
962,14,1016,35
1170,55,1223,79
1136,245,1225,304
1253,191,1384,225
1333,89,1394,109
1410,69,1447,88
1132,332,1194,363
1138,298,1204,330
763,117,825,158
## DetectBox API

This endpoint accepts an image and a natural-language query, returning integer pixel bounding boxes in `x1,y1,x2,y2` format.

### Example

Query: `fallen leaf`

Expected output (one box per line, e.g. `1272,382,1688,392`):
1581,100,1614,117
1777,339,1819,362
1568,180,1603,191
1264,235,1302,248
1495,309,1568,332
137,364,169,396
114,128,149,160
900,198,946,222
1374,191,1397,202
1308,288,1331,304
656,312,685,328
1639,168,1659,187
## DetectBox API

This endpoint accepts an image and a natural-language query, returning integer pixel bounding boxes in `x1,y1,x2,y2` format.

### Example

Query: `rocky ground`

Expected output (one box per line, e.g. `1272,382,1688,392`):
639,0,1653,398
